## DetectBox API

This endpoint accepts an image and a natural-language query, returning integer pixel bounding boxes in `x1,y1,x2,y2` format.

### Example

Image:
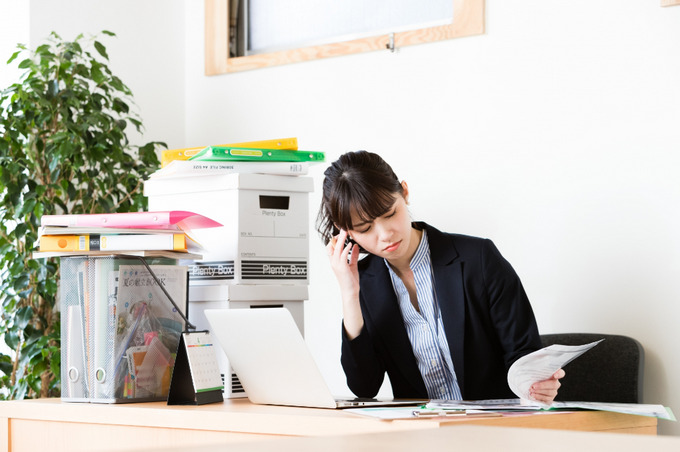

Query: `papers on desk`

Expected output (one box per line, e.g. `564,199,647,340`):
507,340,603,403
344,406,501,420
497,339,676,420
347,399,676,421
554,401,676,421
427,399,677,422
346,339,676,423
428,399,545,411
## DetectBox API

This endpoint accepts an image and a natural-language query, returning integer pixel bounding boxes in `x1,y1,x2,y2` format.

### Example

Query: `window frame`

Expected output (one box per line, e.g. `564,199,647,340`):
205,0,485,75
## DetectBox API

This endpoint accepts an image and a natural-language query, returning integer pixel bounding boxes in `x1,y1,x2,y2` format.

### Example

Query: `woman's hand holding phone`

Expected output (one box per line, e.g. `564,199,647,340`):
326,229,364,339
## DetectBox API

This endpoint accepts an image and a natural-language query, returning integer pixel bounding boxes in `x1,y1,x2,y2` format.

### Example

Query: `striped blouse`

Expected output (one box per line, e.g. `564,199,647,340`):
385,230,462,400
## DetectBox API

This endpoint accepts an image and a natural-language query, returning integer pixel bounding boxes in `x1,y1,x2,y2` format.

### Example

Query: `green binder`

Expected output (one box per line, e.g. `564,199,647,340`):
189,146,325,163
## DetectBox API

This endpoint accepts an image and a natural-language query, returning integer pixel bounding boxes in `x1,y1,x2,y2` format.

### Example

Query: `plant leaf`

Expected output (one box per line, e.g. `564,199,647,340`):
94,41,108,60
7,50,21,65
15,306,34,330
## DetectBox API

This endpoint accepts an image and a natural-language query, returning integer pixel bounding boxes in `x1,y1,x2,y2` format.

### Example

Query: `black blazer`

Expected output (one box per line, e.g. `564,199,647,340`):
341,222,542,400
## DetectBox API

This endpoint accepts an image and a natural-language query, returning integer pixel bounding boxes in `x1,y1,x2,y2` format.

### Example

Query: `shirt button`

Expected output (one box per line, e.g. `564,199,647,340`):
430,359,437,368
440,386,446,394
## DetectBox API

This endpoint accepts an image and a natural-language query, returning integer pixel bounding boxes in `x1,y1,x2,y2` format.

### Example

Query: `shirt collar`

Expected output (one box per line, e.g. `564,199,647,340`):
383,229,430,272
410,229,430,270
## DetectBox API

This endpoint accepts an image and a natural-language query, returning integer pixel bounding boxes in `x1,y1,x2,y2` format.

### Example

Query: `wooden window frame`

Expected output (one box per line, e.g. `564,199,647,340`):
205,0,485,75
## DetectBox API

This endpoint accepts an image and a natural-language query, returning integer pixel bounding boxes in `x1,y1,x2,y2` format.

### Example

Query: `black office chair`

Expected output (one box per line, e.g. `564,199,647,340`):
539,333,644,403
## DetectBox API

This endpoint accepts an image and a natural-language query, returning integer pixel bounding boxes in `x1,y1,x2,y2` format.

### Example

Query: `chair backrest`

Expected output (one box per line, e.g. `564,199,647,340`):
539,333,644,403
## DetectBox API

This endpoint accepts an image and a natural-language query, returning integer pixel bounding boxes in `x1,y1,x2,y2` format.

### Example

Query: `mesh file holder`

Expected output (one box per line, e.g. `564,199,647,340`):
60,255,188,403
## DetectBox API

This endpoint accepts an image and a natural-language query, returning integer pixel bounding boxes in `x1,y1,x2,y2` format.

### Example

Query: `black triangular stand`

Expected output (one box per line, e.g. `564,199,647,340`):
168,332,224,405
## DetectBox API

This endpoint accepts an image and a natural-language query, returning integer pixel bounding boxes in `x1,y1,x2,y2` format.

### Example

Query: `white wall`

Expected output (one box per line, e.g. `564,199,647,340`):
25,0,187,149
4,0,680,436
0,2,29,91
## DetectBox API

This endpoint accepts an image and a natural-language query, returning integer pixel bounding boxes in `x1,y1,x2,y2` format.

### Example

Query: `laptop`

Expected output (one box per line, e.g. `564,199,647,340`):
204,307,426,409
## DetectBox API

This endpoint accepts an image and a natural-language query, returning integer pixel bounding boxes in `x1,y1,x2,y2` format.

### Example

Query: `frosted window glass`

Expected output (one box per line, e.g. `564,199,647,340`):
247,0,453,55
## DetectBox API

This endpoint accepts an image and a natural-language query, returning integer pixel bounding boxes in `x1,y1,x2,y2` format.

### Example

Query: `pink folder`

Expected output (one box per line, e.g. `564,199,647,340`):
40,211,222,230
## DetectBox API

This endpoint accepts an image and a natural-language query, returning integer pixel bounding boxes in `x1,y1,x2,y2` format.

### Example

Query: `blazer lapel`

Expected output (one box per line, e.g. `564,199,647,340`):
359,256,425,393
425,224,467,395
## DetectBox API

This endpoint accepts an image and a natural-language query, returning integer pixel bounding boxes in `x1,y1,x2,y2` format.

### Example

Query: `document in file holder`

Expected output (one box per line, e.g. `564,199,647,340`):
60,255,188,403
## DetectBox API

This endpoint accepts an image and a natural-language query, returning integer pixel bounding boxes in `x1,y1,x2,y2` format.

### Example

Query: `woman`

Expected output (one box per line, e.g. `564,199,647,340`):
317,150,564,404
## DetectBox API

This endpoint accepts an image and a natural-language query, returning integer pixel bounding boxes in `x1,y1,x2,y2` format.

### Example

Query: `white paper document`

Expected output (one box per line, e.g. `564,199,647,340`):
426,399,676,421
507,340,603,403
551,401,676,421
428,399,544,410
344,406,500,420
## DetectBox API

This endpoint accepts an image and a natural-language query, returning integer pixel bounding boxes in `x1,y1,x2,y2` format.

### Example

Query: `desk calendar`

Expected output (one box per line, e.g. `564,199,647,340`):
168,331,224,405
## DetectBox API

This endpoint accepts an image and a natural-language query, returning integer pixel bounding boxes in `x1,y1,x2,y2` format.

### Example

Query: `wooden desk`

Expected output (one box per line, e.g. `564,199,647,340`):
137,425,680,452
0,398,658,452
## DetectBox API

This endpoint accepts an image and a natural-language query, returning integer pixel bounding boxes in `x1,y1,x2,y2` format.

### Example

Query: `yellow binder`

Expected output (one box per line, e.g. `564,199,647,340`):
39,234,188,252
161,137,298,167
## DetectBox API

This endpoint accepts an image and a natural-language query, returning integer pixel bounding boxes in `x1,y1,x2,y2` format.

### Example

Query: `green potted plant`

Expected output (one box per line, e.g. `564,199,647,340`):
0,31,164,399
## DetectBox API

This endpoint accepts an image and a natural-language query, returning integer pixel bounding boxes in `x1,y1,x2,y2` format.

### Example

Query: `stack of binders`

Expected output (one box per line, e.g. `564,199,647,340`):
39,211,222,403
38,210,221,255
149,138,324,180
144,138,322,398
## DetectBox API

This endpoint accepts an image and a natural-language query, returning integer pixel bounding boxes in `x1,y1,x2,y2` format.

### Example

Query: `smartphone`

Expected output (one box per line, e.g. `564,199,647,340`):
343,232,364,255
332,226,364,254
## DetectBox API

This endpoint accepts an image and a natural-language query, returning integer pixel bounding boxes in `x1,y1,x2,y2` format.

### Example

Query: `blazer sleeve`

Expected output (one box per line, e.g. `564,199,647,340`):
340,322,386,398
480,239,542,370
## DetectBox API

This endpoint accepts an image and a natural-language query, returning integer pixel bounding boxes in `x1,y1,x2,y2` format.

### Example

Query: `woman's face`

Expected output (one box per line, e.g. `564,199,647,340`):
347,182,417,264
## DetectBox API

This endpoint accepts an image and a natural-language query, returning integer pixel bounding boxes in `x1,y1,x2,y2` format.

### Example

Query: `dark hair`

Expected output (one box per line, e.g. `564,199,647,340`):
316,150,404,245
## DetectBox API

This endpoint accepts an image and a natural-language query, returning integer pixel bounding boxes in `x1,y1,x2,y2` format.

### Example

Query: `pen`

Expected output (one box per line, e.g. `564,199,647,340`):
412,409,466,417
